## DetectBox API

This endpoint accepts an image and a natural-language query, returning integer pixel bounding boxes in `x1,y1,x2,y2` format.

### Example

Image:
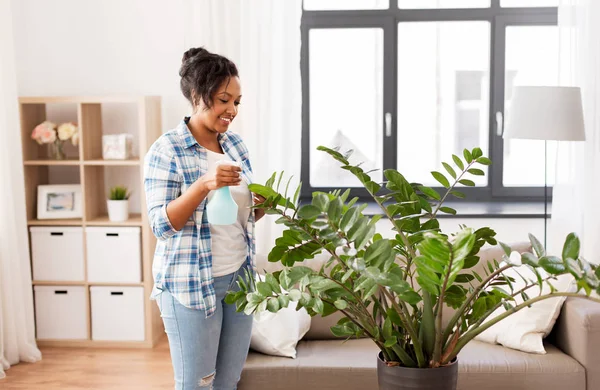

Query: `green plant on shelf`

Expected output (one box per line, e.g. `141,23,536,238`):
108,186,130,201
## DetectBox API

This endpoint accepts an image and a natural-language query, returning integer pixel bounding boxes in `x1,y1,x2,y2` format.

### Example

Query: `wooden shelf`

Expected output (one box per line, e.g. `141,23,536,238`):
88,282,144,287
85,214,143,226
84,159,140,166
20,96,163,348
24,158,80,166
28,218,83,226
32,280,86,286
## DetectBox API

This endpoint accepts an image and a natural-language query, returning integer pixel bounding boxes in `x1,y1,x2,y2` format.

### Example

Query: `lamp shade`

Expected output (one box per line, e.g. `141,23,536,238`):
503,86,586,141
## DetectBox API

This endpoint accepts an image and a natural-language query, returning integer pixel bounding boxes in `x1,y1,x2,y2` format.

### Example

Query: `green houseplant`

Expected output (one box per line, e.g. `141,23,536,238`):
226,146,600,390
107,185,130,222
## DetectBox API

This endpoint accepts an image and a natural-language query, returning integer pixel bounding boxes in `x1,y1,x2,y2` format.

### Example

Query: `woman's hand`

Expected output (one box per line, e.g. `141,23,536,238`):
200,164,242,191
253,193,266,222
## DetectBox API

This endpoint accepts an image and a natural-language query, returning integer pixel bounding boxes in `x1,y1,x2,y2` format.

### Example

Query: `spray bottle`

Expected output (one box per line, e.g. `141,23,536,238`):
206,160,240,225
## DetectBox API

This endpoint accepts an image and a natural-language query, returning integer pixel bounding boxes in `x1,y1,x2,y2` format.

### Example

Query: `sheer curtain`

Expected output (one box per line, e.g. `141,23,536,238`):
0,0,42,379
549,0,600,263
184,0,303,262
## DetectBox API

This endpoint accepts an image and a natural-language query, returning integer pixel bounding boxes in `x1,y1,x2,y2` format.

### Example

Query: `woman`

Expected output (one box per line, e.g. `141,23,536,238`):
143,47,264,390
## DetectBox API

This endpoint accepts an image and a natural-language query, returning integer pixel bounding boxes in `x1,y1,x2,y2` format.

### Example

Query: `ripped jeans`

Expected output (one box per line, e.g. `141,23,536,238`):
157,265,253,390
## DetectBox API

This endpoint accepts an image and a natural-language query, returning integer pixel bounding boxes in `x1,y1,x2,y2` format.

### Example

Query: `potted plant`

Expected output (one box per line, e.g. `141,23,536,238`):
226,146,600,390
107,185,130,222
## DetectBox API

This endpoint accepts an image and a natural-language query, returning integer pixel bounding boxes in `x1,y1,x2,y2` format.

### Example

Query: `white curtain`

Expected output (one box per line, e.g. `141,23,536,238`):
184,0,303,261
0,0,43,379
549,0,600,264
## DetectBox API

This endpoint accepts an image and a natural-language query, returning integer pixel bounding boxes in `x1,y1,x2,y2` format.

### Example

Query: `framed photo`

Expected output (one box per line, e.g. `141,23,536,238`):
37,184,83,219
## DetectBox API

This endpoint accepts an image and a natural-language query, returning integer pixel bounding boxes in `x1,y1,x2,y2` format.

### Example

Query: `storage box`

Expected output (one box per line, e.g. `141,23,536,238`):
102,134,133,160
34,286,87,340
85,227,141,283
30,226,85,281
90,286,145,341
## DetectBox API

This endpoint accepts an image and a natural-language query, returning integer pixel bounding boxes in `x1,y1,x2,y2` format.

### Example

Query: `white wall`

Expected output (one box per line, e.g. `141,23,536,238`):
11,0,190,127
11,0,194,212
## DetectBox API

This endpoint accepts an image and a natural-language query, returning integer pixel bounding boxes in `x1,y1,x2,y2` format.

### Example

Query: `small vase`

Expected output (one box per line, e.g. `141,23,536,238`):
49,141,66,160
107,200,129,222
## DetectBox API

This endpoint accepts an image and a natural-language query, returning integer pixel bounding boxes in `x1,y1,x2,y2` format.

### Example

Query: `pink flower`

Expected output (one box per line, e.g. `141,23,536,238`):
40,127,57,144
31,121,57,144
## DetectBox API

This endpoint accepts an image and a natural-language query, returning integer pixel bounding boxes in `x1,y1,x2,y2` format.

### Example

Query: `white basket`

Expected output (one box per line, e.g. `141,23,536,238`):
34,286,87,340
30,226,85,281
90,286,145,341
85,227,141,283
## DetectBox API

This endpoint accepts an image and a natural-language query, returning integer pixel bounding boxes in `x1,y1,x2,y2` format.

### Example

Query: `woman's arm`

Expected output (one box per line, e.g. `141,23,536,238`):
166,164,242,231
253,193,266,222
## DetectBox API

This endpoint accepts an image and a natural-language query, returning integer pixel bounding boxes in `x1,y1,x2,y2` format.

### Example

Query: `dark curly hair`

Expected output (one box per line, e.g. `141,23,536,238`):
179,47,239,110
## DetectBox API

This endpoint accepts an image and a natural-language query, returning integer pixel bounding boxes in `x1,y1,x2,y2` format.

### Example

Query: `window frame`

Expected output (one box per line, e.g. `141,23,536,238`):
300,0,558,203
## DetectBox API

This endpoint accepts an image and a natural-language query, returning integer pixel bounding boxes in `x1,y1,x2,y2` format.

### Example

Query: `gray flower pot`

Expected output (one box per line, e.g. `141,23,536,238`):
377,352,458,390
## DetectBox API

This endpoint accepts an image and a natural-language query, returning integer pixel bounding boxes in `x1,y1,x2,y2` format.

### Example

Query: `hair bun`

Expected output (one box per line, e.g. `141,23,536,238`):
182,47,209,62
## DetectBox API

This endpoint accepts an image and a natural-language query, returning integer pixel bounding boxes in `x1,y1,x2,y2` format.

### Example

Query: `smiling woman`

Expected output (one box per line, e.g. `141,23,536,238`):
143,47,265,390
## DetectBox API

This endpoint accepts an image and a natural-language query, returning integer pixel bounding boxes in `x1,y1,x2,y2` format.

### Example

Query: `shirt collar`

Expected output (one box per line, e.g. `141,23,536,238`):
177,117,229,150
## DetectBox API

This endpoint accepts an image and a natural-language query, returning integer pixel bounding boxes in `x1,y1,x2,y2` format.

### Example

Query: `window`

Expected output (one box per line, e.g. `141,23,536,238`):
301,0,558,202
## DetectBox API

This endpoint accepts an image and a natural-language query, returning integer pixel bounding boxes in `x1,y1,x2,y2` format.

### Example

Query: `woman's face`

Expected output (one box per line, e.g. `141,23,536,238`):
196,76,242,134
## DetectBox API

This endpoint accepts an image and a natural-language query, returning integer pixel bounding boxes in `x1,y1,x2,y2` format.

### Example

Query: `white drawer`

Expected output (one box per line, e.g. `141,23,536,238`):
85,227,141,283
90,286,145,341
30,227,85,281
34,286,87,340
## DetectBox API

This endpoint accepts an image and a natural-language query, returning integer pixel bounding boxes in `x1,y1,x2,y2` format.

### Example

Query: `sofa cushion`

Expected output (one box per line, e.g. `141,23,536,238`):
239,338,585,390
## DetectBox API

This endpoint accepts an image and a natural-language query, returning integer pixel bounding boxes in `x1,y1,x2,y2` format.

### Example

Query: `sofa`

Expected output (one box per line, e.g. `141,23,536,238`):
238,243,600,390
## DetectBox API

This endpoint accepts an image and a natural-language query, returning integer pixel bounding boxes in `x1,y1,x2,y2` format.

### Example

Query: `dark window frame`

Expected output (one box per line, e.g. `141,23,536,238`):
300,0,558,203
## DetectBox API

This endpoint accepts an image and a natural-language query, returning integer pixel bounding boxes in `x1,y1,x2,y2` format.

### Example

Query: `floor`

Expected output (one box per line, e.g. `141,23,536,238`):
2,337,174,390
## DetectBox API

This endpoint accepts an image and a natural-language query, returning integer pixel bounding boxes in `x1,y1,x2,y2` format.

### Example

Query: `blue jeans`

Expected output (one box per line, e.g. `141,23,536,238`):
157,265,253,390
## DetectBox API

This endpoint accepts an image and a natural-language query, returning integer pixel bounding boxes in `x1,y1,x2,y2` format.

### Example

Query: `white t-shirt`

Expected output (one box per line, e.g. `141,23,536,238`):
205,149,251,277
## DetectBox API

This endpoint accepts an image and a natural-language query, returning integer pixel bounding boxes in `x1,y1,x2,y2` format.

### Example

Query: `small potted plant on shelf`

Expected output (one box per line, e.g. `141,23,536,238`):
107,185,130,222
226,146,600,390
31,121,79,160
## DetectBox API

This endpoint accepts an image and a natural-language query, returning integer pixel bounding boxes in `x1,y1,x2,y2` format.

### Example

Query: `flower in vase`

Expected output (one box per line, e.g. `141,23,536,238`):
58,122,78,142
31,121,57,144
71,132,79,146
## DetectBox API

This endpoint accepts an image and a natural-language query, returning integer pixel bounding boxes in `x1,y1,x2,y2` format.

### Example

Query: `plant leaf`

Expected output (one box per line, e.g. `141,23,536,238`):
562,233,581,262
419,186,441,200
439,207,457,215
297,204,321,219
463,149,473,163
539,256,566,275
431,171,450,188
442,162,457,179
477,157,491,165
452,154,464,170
467,168,484,176
529,233,545,258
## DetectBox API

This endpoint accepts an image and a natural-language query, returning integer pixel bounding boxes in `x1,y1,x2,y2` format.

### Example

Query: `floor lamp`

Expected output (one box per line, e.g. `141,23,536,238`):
503,86,586,249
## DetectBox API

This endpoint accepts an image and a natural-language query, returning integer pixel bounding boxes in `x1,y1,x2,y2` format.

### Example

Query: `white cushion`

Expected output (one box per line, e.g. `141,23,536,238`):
475,256,576,354
249,276,311,358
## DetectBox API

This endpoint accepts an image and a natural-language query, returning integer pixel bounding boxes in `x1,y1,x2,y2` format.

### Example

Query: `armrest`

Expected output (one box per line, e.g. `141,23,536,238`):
554,297,600,390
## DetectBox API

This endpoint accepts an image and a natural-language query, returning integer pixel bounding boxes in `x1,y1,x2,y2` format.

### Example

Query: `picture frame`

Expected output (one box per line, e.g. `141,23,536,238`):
37,184,83,219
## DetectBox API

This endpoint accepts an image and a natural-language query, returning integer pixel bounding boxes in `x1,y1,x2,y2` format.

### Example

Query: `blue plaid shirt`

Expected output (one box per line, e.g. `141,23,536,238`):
143,118,255,317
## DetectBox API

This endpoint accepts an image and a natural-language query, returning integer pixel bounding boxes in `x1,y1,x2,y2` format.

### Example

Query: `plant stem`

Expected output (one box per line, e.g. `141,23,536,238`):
326,275,380,331
432,242,453,366
381,288,426,368
446,292,600,363
432,161,476,217
442,263,513,344
469,274,558,332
